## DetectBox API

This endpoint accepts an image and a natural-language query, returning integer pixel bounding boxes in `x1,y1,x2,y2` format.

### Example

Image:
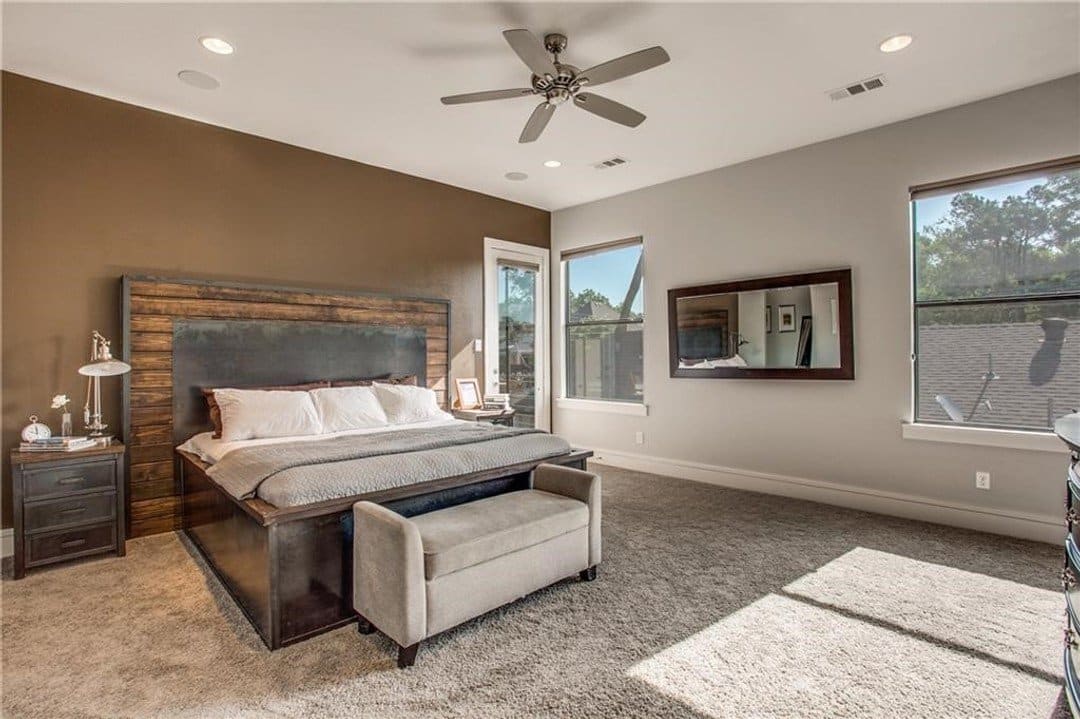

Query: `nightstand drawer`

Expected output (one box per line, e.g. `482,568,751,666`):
24,492,116,533
27,522,116,566
23,460,116,500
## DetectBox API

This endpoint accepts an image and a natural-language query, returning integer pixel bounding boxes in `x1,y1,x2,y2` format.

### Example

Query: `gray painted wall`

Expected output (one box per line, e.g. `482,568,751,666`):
552,74,1080,530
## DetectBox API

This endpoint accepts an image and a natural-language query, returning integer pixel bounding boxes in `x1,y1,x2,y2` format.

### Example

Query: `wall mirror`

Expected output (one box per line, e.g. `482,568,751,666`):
668,268,854,379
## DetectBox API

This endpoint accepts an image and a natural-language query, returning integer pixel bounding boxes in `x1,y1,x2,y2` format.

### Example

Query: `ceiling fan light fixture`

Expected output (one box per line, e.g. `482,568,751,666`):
441,29,669,143
879,34,913,53
543,160,562,168
199,36,234,55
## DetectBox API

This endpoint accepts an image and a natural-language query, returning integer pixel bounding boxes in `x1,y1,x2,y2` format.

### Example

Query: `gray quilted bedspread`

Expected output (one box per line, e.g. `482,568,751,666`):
206,423,572,507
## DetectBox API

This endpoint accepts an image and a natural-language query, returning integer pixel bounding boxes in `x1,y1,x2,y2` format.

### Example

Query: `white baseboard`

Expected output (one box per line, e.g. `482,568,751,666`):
589,448,1061,544
1,528,12,559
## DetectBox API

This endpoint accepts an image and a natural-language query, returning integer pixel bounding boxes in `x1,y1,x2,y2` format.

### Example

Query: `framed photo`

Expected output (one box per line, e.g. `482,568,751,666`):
765,305,772,333
454,378,482,409
778,304,797,333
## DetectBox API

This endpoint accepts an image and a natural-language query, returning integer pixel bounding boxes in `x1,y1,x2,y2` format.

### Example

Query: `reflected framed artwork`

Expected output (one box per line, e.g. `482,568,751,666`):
778,304,796,333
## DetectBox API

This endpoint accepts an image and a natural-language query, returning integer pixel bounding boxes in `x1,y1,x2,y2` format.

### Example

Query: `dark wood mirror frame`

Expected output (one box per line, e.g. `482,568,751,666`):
667,268,854,380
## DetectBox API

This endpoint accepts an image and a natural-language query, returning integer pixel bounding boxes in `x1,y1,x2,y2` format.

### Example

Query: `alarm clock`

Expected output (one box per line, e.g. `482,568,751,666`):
21,415,52,442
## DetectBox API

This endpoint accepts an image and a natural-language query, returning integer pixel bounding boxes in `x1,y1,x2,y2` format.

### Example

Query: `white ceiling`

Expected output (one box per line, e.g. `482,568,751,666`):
4,3,1078,211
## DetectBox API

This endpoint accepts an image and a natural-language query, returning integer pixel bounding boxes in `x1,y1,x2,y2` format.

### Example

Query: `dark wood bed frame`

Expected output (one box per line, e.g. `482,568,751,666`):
178,447,592,649
122,275,592,650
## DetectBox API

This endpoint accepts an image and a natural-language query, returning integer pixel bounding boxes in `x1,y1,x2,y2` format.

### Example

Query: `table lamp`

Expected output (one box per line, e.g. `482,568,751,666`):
78,331,132,437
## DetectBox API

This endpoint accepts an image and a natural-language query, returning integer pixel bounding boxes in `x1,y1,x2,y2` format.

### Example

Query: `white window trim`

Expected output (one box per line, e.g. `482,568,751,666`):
906,162,1079,455
901,421,1066,453
557,237,646,411
483,238,551,431
556,397,649,416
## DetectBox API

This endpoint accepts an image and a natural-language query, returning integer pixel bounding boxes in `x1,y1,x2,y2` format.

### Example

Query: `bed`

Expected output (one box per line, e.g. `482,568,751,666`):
122,276,592,650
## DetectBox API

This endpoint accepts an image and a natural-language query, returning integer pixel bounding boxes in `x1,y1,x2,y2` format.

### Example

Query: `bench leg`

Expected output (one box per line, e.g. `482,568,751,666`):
397,642,421,669
580,566,597,582
356,615,376,635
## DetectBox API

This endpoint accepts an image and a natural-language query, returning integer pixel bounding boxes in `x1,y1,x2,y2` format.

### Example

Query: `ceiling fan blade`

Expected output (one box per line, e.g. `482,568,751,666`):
519,102,555,143
578,46,670,86
441,88,535,105
503,29,558,78
573,93,646,128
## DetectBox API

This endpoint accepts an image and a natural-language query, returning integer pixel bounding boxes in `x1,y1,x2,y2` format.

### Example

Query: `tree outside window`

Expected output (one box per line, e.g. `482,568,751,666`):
913,163,1079,431
564,241,644,403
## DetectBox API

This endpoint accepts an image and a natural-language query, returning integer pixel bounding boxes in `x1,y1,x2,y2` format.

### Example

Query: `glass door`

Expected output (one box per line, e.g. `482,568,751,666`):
497,262,538,427
484,239,549,430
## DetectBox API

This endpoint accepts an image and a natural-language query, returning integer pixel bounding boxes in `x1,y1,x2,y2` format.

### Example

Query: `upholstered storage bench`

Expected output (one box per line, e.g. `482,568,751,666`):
353,463,601,667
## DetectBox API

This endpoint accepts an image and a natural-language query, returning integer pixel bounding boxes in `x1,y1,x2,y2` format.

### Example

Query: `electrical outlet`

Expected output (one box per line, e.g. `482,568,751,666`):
975,471,991,490
634,431,644,445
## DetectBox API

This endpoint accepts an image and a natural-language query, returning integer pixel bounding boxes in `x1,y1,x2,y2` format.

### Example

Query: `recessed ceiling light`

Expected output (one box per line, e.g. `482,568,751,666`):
177,69,220,90
505,172,528,181
543,160,562,168
879,34,913,53
199,36,234,55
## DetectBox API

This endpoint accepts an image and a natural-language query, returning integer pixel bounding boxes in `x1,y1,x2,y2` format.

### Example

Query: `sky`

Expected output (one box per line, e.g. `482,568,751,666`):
913,176,1042,233
565,243,644,314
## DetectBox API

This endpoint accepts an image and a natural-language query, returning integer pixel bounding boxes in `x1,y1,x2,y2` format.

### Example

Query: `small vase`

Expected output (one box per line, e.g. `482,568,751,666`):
61,412,73,437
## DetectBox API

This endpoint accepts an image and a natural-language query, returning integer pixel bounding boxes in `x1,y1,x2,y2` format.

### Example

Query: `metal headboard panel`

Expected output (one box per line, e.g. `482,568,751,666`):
171,319,427,447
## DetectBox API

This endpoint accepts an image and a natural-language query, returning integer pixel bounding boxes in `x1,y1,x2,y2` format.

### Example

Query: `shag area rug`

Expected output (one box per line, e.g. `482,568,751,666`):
0,464,1067,718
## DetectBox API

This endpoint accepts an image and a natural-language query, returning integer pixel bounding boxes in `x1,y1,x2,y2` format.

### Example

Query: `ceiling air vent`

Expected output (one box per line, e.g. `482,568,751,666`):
828,74,887,101
593,156,629,170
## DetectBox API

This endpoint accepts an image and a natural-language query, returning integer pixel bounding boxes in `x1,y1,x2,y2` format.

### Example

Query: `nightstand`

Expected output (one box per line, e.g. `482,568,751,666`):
10,443,126,579
452,408,516,427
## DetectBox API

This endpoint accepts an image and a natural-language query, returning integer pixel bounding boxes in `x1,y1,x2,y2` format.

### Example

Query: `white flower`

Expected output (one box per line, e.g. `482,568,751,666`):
51,394,70,410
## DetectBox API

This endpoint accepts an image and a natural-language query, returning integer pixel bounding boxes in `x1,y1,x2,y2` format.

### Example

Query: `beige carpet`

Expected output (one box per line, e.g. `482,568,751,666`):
0,464,1069,718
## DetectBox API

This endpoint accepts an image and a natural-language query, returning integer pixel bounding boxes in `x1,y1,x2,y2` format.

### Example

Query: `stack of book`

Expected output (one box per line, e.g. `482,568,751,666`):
20,436,98,453
483,393,511,411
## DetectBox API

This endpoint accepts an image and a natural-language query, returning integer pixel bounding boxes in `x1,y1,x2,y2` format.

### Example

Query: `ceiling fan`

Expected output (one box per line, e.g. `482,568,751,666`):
440,29,670,143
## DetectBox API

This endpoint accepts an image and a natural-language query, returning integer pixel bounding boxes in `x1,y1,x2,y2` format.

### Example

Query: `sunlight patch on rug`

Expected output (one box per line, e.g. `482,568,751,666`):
629,548,1064,717
784,546,1062,678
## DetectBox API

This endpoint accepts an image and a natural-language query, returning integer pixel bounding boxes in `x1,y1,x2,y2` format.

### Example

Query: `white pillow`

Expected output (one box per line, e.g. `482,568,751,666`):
213,389,323,442
372,382,447,424
309,386,388,433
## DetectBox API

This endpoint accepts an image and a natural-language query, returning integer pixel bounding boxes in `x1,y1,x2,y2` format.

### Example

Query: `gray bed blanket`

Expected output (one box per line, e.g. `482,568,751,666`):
207,423,572,507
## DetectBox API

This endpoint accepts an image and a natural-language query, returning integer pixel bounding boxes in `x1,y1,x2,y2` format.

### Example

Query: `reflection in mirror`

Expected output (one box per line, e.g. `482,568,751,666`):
676,282,841,369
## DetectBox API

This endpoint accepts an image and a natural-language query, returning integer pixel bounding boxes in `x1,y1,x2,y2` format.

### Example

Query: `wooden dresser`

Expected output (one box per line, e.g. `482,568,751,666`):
10,443,126,579
1058,413,1080,717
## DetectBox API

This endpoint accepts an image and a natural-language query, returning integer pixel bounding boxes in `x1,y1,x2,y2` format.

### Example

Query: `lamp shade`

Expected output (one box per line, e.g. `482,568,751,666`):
78,359,132,377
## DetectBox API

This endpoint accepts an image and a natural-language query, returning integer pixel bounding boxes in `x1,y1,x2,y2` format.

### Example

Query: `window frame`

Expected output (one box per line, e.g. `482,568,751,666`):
561,237,645,406
909,155,1080,433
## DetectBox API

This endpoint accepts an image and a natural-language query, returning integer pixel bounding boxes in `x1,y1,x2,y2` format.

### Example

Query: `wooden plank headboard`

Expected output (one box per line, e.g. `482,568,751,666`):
121,276,450,538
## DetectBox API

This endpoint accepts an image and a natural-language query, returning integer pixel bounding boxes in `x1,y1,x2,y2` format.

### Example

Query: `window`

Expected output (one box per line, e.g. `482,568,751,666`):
564,239,644,403
912,159,1079,432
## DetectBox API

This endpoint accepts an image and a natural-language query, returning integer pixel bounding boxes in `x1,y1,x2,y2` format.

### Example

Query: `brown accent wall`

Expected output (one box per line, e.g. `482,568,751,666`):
1,72,550,528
